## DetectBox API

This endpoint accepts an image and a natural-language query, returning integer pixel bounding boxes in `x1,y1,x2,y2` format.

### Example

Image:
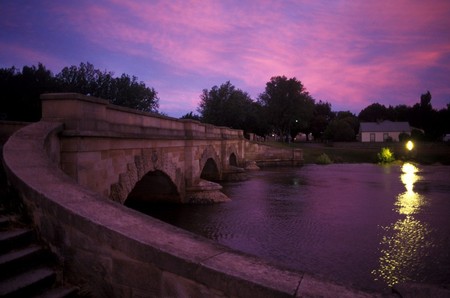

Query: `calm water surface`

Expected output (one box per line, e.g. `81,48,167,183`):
143,163,450,292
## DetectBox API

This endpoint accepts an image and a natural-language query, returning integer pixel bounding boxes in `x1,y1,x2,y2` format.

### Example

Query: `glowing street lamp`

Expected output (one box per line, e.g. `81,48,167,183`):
406,140,414,151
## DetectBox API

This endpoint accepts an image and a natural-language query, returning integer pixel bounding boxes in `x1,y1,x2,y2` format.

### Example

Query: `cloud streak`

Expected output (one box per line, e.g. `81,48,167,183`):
1,0,449,116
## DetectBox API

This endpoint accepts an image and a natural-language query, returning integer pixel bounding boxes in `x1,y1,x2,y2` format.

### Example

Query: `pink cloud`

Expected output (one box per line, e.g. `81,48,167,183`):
0,42,67,71
27,0,450,114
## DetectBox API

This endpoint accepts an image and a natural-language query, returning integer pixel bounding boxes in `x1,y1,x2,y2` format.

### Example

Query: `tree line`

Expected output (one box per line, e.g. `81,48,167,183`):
187,77,450,142
188,77,359,142
1,62,449,141
0,62,159,121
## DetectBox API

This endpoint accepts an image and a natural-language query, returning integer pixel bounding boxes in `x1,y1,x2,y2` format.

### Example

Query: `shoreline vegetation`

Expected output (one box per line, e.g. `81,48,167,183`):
265,141,450,165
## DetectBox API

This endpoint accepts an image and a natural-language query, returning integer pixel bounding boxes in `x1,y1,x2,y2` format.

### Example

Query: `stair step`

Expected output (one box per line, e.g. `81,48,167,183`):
0,244,44,278
34,286,79,298
0,215,10,228
0,215,21,229
0,267,55,297
0,228,34,253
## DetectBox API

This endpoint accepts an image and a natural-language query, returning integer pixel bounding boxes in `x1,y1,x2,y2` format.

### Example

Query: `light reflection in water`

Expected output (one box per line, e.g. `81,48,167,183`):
396,163,425,215
372,163,433,287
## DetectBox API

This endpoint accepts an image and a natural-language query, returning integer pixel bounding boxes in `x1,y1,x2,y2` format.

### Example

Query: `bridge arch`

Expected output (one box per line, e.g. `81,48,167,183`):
199,145,222,181
229,153,238,166
200,158,220,181
110,149,184,204
124,170,180,207
226,144,241,167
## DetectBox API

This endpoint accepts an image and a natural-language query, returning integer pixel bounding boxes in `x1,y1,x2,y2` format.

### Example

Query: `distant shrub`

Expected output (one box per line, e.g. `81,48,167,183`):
333,156,344,163
377,147,395,164
399,132,410,142
316,153,333,165
411,129,425,141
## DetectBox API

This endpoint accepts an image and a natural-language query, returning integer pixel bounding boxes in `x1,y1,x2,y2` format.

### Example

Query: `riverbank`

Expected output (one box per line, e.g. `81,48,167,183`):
265,141,450,165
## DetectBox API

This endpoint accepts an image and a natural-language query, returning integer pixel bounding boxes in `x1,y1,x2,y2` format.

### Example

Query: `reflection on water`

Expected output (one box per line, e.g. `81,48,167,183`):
396,163,425,215
372,163,433,287
373,217,433,286
140,164,450,292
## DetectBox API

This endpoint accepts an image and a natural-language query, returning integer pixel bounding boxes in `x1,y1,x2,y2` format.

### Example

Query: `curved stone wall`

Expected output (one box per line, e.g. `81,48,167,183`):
2,121,372,297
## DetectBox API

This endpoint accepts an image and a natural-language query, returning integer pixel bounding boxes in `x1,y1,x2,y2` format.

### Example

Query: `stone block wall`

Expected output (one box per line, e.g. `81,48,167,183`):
0,120,30,144
244,141,303,167
40,93,248,202
2,120,373,297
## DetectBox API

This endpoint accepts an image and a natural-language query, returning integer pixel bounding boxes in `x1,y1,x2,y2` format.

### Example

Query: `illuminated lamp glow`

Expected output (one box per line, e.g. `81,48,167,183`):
406,140,414,151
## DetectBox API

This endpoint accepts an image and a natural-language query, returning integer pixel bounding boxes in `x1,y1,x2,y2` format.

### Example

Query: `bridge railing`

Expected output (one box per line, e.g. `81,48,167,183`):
41,93,244,140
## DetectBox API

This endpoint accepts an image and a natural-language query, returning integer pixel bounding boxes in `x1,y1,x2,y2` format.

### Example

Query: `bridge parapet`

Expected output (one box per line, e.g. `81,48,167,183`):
41,93,243,140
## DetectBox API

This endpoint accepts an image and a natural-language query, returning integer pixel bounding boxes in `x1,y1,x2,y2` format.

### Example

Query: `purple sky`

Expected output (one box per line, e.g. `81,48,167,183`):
1,0,449,117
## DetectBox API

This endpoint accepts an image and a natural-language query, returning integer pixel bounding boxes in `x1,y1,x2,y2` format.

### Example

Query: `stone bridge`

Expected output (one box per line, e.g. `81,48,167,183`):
1,93,382,297
40,93,302,206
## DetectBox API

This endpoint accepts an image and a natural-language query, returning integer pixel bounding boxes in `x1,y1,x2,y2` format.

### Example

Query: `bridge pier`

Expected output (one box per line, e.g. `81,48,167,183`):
185,179,230,204
222,165,247,181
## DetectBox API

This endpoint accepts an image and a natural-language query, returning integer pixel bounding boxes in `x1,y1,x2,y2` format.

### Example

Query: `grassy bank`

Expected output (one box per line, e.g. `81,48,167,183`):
265,141,450,165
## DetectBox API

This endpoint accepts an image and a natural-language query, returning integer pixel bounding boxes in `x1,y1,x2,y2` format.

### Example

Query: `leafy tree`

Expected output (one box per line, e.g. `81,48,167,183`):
336,111,359,137
0,63,56,121
0,66,21,120
408,91,445,141
323,118,356,141
258,76,314,141
197,81,256,132
57,62,113,97
111,74,159,112
244,101,271,137
0,62,160,122
438,104,450,137
389,104,410,122
310,101,335,141
398,132,410,142
358,103,389,122
180,111,202,121
411,128,425,141
57,62,159,112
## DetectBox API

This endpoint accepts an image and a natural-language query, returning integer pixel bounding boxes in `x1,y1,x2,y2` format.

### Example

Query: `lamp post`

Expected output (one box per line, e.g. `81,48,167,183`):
288,119,298,143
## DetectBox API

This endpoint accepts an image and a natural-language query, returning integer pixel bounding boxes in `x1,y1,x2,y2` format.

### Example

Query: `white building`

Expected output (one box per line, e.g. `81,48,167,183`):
359,121,411,142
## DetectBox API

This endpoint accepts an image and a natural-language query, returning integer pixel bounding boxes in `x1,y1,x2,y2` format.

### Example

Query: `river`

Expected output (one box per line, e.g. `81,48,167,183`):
138,163,450,292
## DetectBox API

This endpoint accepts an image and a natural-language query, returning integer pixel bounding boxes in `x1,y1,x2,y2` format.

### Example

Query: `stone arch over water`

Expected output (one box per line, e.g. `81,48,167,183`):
199,145,222,181
110,149,184,204
229,152,238,166
200,158,221,181
124,170,180,207
226,144,240,168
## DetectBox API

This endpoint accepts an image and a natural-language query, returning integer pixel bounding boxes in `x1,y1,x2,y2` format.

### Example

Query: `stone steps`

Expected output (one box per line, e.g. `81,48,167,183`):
0,199,78,298
0,267,56,297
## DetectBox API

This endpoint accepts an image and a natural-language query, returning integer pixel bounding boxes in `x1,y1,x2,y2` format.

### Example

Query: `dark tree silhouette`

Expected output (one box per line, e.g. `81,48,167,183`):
0,63,56,121
180,111,201,121
310,100,335,140
258,76,314,141
57,62,159,112
358,103,389,122
198,81,257,132
0,62,160,122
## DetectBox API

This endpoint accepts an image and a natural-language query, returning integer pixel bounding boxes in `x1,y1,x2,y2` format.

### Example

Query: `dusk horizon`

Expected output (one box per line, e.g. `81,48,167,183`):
1,0,449,117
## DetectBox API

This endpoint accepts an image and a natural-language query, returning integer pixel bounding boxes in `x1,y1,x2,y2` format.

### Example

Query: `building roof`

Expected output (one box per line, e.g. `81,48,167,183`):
360,121,411,133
